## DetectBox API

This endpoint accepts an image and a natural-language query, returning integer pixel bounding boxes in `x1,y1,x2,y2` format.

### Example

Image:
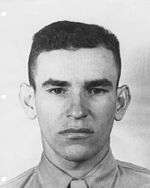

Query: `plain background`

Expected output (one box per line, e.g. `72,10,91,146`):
0,0,150,183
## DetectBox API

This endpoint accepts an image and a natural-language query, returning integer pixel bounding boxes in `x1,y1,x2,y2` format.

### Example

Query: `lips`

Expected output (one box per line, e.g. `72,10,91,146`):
58,128,94,139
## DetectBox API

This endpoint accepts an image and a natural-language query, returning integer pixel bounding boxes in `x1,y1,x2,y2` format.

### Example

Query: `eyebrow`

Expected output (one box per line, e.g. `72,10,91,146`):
42,78,113,88
42,78,71,87
84,79,113,88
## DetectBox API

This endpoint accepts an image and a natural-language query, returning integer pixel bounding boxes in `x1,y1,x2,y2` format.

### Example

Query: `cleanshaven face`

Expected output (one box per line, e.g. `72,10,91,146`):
34,47,118,162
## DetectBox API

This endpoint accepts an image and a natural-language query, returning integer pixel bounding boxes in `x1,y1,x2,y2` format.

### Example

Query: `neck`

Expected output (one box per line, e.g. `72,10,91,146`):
42,137,110,178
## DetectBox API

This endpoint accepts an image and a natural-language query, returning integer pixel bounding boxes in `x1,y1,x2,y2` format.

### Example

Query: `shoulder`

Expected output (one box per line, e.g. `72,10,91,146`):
116,160,150,187
0,167,38,188
117,160,150,175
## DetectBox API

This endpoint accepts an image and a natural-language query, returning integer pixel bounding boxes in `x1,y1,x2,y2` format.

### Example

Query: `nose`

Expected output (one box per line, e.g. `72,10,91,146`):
67,94,88,120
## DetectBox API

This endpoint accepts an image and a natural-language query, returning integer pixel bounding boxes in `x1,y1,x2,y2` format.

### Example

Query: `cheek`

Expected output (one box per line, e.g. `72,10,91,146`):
35,94,66,130
36,94,63,113
91,95,116,122
90,96,116,142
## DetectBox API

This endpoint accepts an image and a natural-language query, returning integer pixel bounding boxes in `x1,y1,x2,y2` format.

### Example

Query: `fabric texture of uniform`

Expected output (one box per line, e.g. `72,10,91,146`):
1,150,150,188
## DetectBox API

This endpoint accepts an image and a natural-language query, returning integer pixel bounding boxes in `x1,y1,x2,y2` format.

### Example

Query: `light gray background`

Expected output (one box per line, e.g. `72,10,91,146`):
0,0,150,183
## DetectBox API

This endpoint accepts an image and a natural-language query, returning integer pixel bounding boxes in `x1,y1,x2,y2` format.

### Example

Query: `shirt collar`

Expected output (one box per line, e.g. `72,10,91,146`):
37,149,117,188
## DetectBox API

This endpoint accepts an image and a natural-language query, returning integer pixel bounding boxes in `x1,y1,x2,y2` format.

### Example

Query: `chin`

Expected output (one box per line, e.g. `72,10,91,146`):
62,144,95,162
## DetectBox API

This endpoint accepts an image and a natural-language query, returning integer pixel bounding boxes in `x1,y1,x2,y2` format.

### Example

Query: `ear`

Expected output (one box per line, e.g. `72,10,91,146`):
115,85,131,121
19,83,37,120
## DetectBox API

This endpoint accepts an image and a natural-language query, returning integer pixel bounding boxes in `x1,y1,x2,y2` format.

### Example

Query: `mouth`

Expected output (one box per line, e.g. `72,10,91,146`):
58,128,94,139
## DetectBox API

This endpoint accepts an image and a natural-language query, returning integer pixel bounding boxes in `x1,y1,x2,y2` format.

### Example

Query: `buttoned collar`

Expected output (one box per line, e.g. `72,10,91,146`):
37,149,117,188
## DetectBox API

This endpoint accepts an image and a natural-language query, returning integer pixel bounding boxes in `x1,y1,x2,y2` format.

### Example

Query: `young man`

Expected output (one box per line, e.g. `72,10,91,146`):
1,21,150,188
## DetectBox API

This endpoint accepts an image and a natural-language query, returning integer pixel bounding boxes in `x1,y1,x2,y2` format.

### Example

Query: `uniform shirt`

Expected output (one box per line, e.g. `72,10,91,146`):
1,150,150,188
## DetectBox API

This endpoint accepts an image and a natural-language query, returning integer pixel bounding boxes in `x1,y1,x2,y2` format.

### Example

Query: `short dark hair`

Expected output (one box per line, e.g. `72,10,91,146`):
28,21,121,90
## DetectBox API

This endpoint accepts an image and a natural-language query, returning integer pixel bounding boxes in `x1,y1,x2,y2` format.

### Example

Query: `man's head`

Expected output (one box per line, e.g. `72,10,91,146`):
20,21,130,163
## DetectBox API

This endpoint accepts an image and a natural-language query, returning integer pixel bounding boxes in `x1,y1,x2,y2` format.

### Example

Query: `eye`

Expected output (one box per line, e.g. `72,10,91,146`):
47,88,67,95
87,88,108,95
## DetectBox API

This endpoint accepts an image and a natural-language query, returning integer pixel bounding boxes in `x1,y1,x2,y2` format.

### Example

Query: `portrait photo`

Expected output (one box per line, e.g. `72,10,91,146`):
0,0,150,187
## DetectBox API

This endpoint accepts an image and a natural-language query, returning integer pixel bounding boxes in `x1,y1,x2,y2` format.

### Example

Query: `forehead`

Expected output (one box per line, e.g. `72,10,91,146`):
35,47,118,86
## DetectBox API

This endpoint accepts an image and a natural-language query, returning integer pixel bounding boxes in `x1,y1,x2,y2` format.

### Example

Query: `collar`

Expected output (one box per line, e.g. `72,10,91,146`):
37,149,117,188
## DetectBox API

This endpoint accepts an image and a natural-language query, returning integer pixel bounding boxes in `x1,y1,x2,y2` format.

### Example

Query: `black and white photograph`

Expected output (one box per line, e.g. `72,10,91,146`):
0,0,150,187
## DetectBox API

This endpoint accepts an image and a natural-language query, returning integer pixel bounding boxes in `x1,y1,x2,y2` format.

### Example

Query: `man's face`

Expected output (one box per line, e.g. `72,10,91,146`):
34,47,118,162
